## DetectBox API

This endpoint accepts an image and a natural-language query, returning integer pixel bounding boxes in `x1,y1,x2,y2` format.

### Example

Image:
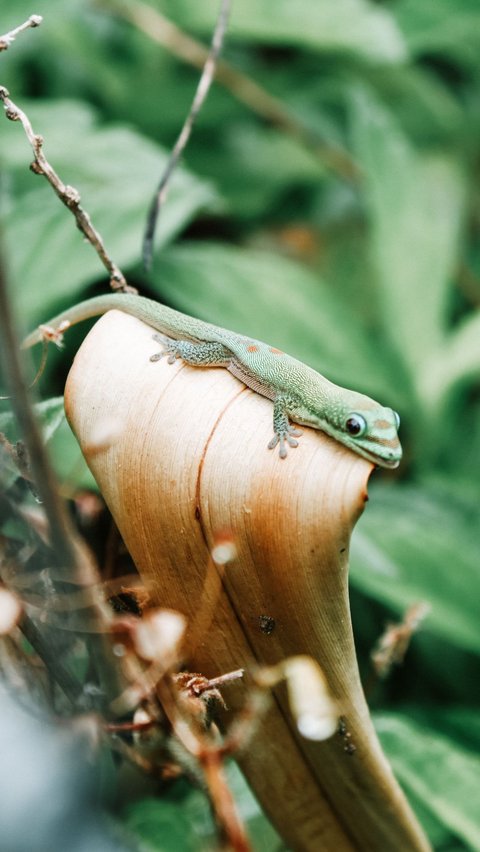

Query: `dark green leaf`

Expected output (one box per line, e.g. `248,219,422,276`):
351,482,480,653
394,0,480,68
123,762,281,851
375,712,480,850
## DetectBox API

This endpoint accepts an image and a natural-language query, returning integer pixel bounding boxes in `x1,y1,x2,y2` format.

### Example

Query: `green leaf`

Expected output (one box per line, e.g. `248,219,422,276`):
350,88,466,383
0,396,65,443
123,762,281,851
426,310,480,411
351,482,480,654
374,712,480,850
2,100,218,324
189,122,325,218
47,414,96,491
158,0,407,62
0,396,92,491
149,241,397,403
394,0,480,68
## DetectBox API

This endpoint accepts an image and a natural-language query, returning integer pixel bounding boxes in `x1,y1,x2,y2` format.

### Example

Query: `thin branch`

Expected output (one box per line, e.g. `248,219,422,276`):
0,87,134,293
142,0,232,269
0,14,42,51
192,668,244,695
100,0,359,187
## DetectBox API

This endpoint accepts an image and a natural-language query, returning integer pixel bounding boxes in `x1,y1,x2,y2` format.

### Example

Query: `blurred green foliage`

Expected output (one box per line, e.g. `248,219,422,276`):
1,0,480,848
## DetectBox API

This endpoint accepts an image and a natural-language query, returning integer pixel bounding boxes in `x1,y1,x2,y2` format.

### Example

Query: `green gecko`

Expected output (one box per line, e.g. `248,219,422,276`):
23,293,402,468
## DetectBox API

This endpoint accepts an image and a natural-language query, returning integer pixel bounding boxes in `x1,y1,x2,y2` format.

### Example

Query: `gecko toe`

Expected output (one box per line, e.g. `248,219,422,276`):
268,430,300,458
288,427,302,437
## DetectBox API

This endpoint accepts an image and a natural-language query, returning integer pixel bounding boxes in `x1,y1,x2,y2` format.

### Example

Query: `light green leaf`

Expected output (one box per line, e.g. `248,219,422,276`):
47,414,95,491
0,396,65,443
1,100,218,324
375,712,480,850
0,396,68,491
149,241,397,403
34,396,66,443
350,88,466,381
351,482,480,653
424,310,480,412
158,0,407,62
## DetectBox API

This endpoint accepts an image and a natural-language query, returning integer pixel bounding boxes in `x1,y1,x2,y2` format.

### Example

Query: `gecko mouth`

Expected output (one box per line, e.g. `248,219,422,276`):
377,456,400,469
360,448,401,469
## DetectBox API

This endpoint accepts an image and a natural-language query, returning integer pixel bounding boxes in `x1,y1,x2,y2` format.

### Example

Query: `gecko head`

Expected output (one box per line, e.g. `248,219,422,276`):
320,392,403,469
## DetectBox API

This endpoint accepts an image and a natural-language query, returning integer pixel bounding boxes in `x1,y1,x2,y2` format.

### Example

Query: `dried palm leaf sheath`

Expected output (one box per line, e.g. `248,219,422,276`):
65,311,430,852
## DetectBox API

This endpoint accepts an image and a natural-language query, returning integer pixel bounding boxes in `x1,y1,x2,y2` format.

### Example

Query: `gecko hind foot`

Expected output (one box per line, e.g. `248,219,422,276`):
268,426,303,459
150,334,231,367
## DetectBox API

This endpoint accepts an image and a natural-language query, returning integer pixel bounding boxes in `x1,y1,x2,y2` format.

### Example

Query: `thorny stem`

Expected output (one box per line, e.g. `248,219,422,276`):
142,0,232,269
0,86,134,294
101,0,359,185
0,14,42,51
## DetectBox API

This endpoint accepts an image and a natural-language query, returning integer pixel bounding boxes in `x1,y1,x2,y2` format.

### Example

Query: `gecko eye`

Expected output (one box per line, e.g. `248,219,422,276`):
345,414,367,437
393,410,400,429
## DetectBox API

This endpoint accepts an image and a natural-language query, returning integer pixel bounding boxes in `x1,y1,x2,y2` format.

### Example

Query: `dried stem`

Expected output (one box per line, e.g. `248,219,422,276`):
0,14,42,51
100,0,359,185
0,87,133,293
201,749,252,852
194,668,244,695
142,0,232,269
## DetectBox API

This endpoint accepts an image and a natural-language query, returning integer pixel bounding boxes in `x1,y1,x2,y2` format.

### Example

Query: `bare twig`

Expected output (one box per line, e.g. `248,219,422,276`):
192,668,244,695
0,87,134,293
371,601,431,680
142,0,232,269
99,0,359,188
0,14,42,51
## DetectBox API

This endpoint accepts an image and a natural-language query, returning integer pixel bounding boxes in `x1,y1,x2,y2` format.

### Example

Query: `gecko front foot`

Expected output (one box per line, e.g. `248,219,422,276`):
270,394,303,458
150,333,182,364
268,425,303,459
